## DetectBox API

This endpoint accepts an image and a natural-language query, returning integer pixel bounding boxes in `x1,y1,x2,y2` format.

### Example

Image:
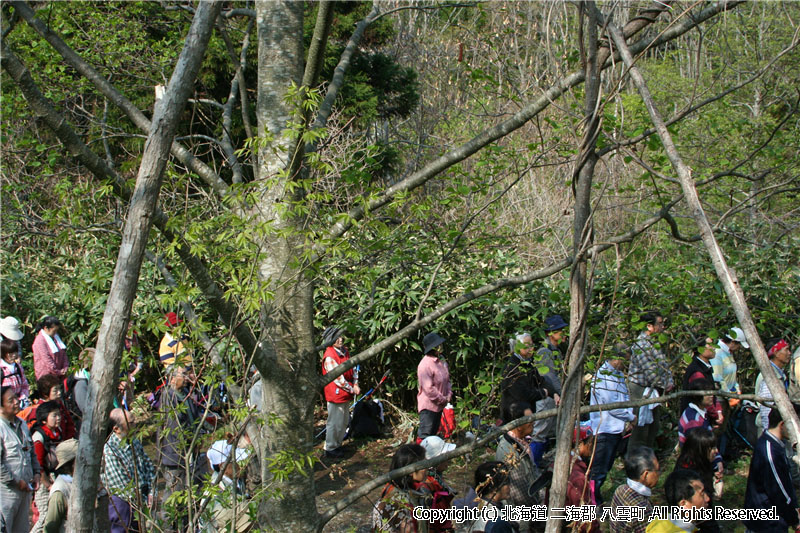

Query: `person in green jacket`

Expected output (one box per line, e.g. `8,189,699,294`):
43,438,78,533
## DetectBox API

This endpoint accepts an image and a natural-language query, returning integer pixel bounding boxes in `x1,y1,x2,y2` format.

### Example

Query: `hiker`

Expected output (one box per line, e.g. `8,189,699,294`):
469,461,518,533
678,380,723,449
42,438,78,533
589,342,636,503
500,332,555,466
321,326,359,458
159,365,201,533
419,436,457,533
756,338,792,434
646,469,710,533
102,408,155,533
532,315,565,440
1,337,30,408
30,401,64,533
200,439,252,532
495,401,538,531
372,444,430,532
158,312,191,368
32,317,68,380
743,405,800,533
417,332,451,441
710,326,749,400
35,374,76,440
627,311,673,455
609,446,660,533
680,337,722,425
0,386,41,533
0,316,24,355
564,424,600,533
674,428,721,533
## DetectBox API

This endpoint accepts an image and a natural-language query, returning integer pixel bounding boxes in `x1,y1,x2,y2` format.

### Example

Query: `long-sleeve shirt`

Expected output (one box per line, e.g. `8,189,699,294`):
536,342,562,395
322,347,357,395
756,362,789,432
0,413,40,486
628,332,674,390
32,331,69,380
590,361,636,435
0,358,30,402
677,403,724,472
500,354,554,420
417,355,451,413
710,341,740,394
610,480,653,533
101,433,155,502
680,356,722,421
744,431,799,532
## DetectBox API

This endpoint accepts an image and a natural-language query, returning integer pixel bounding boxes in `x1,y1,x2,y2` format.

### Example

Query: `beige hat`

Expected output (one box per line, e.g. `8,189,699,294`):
55,439,78,470
0,317,23,341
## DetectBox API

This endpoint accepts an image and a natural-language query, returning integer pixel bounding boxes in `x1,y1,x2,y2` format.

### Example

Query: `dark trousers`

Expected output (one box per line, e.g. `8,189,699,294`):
108,495,137,533
418,409,442,440
589,432,623,503
627,382,660,455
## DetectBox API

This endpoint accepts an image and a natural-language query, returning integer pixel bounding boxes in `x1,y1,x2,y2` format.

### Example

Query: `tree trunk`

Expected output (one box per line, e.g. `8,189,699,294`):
546,5,601,533
604,17,800,457
67,4,221,531
252,2,319,531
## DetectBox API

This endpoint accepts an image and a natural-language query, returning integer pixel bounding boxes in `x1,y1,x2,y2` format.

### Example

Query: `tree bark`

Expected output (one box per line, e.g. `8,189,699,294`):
604,16,800,456
252,1,319,530
67,4,221,531
546,4,602,532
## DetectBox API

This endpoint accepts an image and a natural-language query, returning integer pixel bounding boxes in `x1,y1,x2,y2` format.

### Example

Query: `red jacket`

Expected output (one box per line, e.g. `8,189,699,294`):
322,346,356,404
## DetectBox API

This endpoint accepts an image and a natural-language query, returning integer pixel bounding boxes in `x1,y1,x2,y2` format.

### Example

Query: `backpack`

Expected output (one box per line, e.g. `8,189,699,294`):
31,426,60,472
17,402,38,430
62,375,86,433
350,399,383,439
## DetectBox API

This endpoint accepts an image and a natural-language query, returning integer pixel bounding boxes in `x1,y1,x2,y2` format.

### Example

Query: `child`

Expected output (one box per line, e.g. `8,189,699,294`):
373,444,430,532
30,401,64,533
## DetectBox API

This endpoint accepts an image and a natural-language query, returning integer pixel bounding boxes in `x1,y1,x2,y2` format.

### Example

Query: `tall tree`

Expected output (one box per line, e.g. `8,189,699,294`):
5,2,796,532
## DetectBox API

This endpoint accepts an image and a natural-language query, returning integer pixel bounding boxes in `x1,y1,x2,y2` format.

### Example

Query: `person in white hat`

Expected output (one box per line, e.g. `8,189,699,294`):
710,325,748,458
201,439,252,532
419,436,458,532
0,316,24,343
0,317,26,391
1,338,31,407
710,326,749,400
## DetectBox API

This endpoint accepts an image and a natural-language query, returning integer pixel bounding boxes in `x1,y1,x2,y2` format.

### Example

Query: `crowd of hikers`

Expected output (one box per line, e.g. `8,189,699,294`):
1,310,798,533
345,312,797,533
0,314,250,533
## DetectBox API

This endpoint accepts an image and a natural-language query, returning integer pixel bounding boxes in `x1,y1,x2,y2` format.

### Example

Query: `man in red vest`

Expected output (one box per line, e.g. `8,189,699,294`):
322,326,360,458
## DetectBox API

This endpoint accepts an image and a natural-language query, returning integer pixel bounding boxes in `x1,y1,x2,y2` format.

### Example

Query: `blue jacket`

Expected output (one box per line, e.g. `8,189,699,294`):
744,430,799,532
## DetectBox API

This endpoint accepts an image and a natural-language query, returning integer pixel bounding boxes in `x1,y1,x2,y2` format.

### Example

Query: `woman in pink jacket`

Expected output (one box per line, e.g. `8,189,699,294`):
32,316,69,380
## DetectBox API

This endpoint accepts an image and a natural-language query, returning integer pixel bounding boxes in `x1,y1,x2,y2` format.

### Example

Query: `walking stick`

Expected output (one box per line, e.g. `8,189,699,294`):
316,369,391,440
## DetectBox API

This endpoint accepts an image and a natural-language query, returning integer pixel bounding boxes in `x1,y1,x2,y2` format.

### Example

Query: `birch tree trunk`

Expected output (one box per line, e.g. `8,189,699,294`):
252,2,319,530
67,4,221,531
604,17,800,456
546,5,602,532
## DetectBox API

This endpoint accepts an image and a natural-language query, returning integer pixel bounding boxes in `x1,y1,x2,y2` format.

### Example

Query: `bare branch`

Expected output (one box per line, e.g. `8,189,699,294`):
10,0,230,197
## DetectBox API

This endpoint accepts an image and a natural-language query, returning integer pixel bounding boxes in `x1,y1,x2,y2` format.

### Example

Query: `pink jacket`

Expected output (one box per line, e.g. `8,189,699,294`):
32,331,69,380
417,355,451,413
0,358,30,400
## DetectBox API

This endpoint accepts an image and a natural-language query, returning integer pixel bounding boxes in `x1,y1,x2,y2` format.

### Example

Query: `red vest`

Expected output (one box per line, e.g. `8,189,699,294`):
323,346,355,403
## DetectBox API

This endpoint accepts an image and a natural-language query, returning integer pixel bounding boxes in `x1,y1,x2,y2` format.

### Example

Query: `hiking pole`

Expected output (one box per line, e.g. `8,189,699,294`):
315,369,391,440
351,369,391,409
